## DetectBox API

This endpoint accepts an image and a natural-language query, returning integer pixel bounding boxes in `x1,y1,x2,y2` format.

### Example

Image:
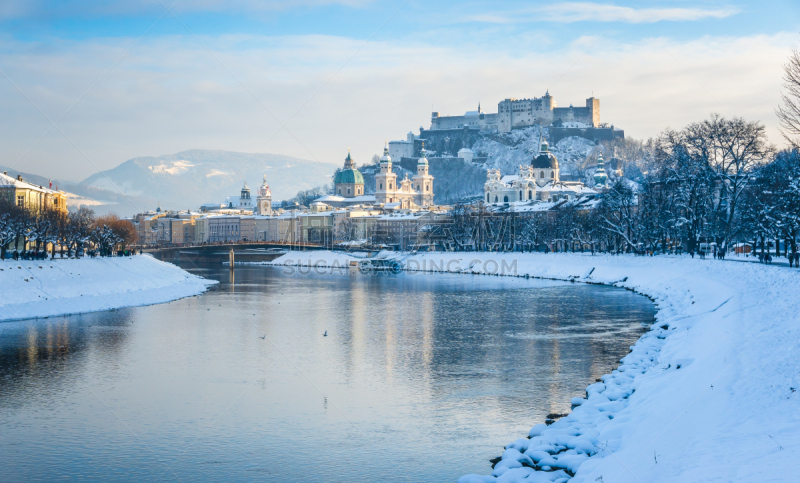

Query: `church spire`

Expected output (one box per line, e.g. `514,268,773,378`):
344,148,355,169
594,151,608,188
380,141,392,165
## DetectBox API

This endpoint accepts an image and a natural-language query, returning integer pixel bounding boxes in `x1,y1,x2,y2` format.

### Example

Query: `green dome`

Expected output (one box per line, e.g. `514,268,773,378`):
334,168,364,185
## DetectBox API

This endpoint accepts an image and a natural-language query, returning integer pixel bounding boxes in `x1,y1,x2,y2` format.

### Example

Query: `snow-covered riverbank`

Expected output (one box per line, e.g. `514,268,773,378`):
268,251,799,482
0,255,215,322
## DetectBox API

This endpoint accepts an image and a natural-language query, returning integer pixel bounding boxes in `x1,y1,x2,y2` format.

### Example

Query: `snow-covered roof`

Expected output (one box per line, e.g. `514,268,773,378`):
313,194,376,204
315,195,345,202
0,172,62,195
377,212,424,220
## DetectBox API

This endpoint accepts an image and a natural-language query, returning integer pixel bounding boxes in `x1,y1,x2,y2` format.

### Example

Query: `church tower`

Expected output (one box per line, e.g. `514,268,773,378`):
375,141,398,204
593,152,609,189
256,175,272,215
412,143,434,207
239,181,252,210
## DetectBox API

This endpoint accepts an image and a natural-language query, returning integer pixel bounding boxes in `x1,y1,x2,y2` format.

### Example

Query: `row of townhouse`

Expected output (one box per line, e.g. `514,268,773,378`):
131,204,451,249
132,210,201,246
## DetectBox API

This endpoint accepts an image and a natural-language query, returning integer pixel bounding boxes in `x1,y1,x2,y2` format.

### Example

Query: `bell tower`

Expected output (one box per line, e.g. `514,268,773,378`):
375,141,397,204
256,175,272,216
239,181,252,210
412,143,434,207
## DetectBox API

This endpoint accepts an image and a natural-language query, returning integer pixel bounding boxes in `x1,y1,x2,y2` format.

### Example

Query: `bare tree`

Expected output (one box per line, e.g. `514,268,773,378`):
598,179,642,254
67,207,95,257
0,200,20,260
777,49,800,148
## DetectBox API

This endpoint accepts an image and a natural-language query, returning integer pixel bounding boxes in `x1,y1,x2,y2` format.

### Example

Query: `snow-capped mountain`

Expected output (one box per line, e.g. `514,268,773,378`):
78,149,338,214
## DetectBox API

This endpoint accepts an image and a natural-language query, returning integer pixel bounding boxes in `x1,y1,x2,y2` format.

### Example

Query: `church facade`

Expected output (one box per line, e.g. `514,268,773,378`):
374,142,434,208
485,137,596,204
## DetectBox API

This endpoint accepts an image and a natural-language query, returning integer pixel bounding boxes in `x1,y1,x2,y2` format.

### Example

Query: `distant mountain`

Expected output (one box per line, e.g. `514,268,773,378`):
0,164,143,212
78,150,339,214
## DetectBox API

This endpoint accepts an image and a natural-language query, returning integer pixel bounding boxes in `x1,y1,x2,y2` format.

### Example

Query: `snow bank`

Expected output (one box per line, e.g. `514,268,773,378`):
273,250,800,482
265,251,362,268
0,255,215,322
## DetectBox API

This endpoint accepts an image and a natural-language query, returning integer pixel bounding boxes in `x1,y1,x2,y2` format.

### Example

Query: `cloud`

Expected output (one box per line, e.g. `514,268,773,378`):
461,2,740,24
0,30,792,185
0,0,373,19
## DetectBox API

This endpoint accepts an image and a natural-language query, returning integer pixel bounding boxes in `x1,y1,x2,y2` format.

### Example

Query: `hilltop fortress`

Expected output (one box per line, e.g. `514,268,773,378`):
430,91,599,132
387,91,623,161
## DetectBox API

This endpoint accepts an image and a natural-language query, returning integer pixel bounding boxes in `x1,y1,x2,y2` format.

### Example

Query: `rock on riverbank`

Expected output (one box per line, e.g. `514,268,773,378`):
0,255,215,322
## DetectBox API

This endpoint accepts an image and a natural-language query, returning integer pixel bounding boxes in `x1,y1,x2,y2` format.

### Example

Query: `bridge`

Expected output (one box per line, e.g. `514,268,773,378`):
144,242,326,264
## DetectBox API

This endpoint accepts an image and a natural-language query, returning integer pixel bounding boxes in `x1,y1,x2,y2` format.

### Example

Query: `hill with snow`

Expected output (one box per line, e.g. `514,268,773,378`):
472,126,599,180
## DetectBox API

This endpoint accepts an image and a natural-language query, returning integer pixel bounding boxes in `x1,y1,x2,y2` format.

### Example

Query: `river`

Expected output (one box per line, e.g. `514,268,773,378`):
0,263,655,481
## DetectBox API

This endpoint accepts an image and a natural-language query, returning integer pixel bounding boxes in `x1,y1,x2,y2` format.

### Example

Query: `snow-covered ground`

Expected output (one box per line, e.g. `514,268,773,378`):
0,255,215,322
269,250,799,482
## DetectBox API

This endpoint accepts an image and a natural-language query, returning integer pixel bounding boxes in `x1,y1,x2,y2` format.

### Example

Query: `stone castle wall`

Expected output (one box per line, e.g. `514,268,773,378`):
431,95,600,133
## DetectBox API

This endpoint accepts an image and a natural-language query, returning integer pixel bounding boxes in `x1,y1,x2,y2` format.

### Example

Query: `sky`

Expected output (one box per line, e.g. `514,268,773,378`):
1,0,799,182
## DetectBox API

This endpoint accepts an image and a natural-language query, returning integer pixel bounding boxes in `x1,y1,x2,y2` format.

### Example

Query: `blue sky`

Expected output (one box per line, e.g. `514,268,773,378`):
1,0,799,181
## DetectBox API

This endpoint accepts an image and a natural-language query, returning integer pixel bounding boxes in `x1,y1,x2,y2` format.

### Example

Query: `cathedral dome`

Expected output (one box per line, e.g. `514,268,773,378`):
334,149,364,185
532,152,558,169
531,136,558,169
334,169,364,185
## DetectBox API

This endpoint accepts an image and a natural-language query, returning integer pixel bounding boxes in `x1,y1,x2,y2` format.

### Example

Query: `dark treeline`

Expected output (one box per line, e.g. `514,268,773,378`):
0,202,137,260
436,115,800,259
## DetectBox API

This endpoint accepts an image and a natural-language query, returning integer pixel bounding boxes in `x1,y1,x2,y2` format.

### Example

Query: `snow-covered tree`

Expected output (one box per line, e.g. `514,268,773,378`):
777,49,800,148
597,179,642,254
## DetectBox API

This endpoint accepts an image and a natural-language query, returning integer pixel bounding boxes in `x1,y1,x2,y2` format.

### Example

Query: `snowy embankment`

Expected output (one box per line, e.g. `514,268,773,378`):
0,255,215,322
269,250,799,482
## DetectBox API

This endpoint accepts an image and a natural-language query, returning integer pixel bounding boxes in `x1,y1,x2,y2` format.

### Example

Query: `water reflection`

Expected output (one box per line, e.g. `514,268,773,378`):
0,264,654,482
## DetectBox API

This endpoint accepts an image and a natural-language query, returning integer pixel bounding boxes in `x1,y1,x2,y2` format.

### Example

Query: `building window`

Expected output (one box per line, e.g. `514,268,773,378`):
503,196,509,203
551,171,554,178
17,195,24,207
486,193,490,202
528,190,532,199
380,183,383,190
540,171,544,178
348,188,351,195
519,190,522,199
494,196,498,203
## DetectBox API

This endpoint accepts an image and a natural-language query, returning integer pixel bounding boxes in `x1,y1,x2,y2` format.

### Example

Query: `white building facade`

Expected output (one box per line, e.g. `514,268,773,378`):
374,143,434,208
485,137,596,204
